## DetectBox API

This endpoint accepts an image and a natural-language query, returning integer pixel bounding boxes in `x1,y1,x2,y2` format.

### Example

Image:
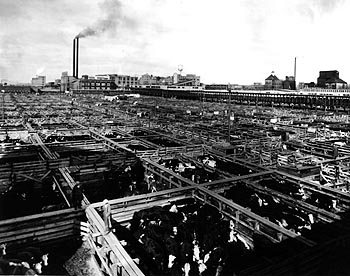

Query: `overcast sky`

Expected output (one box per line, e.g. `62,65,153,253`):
0,0,349,84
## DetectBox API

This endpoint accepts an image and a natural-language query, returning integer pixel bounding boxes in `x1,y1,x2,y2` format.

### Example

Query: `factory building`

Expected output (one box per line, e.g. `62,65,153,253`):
265,73,282,90
138,74,173,86
138,74,153,85
110,74,138,88
173,73,200,86
95,74,110,80
60,71,77,92
77,74,138,90
282,76,296,90
79,75,116,90
31,75,46,87
317,70,347,89
54,79,61,86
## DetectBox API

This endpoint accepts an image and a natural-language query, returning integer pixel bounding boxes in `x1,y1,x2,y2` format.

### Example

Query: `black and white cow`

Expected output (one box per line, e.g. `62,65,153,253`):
0,244,48,275
116,199,252,276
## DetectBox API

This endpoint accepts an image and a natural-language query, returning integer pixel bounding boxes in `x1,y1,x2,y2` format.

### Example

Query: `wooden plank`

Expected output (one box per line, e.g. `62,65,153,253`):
0,224,77,244
0,219,76,240
0,212,81,232
0,208,84,226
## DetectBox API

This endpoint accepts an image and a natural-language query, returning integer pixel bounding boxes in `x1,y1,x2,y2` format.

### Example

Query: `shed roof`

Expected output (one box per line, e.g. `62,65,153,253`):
265,74,279,81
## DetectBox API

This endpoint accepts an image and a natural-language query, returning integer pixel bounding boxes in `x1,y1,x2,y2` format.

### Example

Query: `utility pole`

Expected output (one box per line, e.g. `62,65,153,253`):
294,57,297,84
228,83,231,143
201,89,204,119
148,106,151,129
1,90,5,123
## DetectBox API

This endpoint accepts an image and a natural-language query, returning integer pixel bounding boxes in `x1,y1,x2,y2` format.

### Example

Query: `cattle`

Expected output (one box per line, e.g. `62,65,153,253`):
223,183,314,235
305,193,336,212
71,182,84,209
0,259,32,275
160,158,220,184
116,200,253,276
0,244,48,275
260,176,342,215
81,159,150,202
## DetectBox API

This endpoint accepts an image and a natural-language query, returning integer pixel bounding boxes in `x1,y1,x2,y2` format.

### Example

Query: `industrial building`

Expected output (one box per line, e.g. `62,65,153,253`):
138,74,173,86
79,75,116,90
317,70,347,89
111,74,138,88
282,76,296,90
31,75,46,87
60,71,77,92
173,73,201,86
265,73,282,89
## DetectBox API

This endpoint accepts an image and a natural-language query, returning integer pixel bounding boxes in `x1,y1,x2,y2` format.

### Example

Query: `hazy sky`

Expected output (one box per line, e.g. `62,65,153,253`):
0,0,349,84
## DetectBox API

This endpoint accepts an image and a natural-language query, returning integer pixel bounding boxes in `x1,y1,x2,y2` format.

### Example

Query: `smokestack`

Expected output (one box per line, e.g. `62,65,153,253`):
73,39,76,78
294,57,296,84
76,36,79,79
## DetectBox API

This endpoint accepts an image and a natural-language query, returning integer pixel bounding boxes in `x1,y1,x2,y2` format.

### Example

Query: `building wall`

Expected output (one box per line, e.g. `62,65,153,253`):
265,79,273,89
79,78,115,90
173,73,200,86
31,76,46,87
111,75,138,87
282,76,296,90
265,77,282,90
60,73,76,92
325,82,347,89
139,74,150,85
317,70,339,87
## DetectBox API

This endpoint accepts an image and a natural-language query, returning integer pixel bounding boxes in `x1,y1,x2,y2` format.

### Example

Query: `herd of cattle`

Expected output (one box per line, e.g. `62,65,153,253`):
90,159,157,201
0,244,48,275
0,157,150,220
259,177,340,212
113,198,308,276
1,135,348,276
157,156,343,236
43,134,92,143
196,155,255,176
158,155,257,186
222,183,315,235
158,158,221,184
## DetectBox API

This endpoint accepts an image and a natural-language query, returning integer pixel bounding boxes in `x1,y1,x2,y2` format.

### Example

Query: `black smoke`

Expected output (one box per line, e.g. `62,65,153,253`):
76,0,137,38
313,0,345,13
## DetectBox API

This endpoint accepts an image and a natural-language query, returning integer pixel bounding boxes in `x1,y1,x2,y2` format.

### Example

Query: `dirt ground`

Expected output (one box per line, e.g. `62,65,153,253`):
64,241,103,276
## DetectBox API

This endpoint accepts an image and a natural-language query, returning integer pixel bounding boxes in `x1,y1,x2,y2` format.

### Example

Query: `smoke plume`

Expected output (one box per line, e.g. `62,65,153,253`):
35,66,45,76
312,0,344,13
76,0,137,38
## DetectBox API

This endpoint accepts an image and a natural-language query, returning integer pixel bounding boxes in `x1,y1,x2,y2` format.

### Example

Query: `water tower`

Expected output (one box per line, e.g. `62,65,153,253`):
178,64,183,75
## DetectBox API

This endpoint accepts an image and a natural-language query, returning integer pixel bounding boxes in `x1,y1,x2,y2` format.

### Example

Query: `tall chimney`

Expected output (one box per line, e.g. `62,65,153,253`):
76,36,79,79
294,57,296,84
73,39,76,78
